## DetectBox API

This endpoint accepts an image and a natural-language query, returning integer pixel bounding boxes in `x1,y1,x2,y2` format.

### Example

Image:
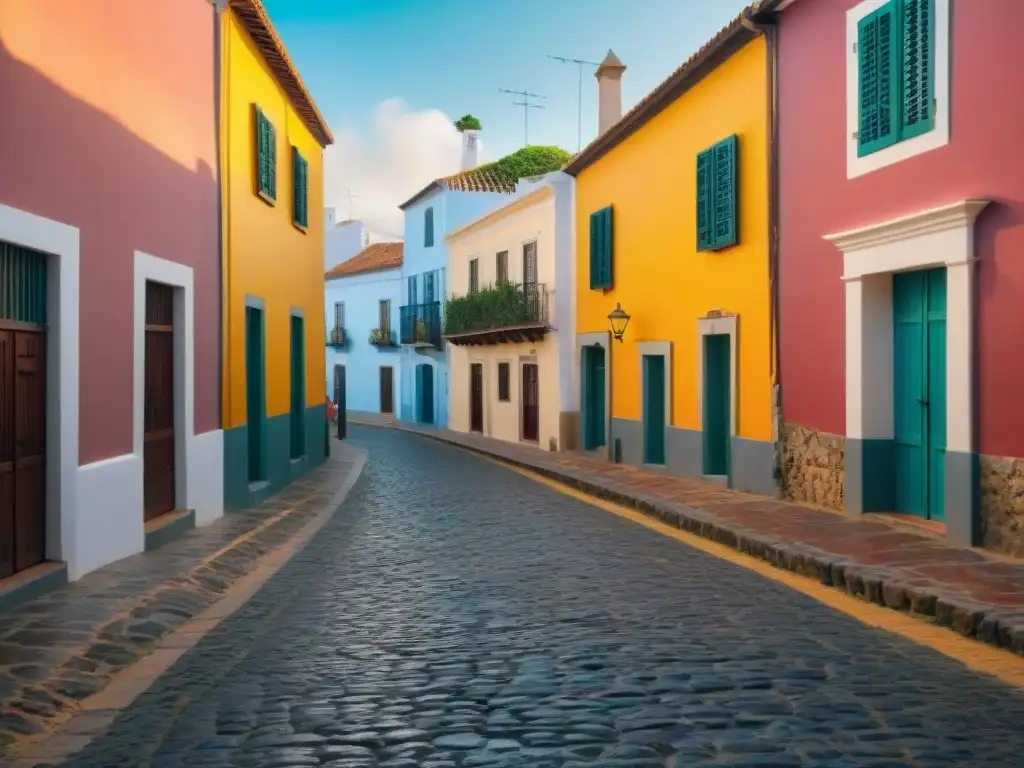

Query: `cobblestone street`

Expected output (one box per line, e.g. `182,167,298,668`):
53,426,1024,767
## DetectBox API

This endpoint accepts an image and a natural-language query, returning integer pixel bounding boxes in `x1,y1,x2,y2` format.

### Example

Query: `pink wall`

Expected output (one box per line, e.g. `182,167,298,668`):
0,0,220,464
778,0,1024,458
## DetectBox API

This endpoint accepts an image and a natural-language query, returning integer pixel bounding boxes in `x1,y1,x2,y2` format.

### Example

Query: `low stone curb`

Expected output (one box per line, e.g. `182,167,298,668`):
377,422,1024,658
0,445,367,759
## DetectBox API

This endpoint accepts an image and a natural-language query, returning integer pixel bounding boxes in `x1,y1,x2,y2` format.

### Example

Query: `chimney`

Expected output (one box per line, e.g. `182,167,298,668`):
461,129,480,170
595,49,626,135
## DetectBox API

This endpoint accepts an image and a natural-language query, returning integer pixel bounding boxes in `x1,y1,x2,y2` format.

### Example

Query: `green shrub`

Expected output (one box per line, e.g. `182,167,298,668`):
445,282,533,335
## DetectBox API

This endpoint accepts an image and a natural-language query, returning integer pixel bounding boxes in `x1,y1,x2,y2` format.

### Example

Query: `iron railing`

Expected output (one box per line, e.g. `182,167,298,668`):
444,282,549,336
326,326,346,347
399,301,443,349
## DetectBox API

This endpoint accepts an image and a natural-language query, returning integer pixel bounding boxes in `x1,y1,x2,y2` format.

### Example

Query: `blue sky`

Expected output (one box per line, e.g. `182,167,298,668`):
262,0,749,232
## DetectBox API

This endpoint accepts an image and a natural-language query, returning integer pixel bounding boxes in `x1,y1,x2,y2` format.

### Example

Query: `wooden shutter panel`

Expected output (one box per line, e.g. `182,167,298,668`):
900,0,934,139
267,121,277,200
255,107,267,196
857,3,899,157
301,156,309,226
712,135,737,249
589,211,601,289
696,148,713,251
601,207,613,289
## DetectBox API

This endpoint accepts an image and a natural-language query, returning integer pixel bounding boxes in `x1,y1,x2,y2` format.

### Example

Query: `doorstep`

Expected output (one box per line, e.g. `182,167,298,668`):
382,421,1024,657
0,562,68,614
143,509,196,552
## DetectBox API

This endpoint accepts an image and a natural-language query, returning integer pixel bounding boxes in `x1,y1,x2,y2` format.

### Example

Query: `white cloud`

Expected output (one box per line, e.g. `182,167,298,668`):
323,99,466,237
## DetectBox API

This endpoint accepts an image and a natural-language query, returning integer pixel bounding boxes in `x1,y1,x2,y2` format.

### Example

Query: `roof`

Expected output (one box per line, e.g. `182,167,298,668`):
228,0,334,147
324,242,403,280
564,5,761,176
398,164,517,211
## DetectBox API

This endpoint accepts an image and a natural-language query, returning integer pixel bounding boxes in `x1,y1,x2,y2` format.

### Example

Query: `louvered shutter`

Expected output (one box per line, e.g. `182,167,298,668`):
712,135,737,249
266,121,277,200
900,0,934,139
857,3,899,157
696,148,713,251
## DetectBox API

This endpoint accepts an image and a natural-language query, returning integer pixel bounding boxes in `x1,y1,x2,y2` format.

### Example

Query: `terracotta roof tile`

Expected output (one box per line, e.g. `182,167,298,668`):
398,163,518,210
325,242,403,280
229,0,333,147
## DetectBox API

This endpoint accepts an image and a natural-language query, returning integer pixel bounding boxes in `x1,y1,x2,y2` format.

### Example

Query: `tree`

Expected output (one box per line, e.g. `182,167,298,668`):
454,114,482,132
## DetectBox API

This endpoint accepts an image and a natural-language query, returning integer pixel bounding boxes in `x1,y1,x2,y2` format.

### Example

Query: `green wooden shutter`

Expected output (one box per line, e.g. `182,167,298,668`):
266,121,277,201
601,207,613,289
696,148,713,251
255,107,267,196
589,208,612,289
589,210,601,289
300,156,309,226
292,148,308,227
712,135,737,249
900,0,935,139
857,2,899,157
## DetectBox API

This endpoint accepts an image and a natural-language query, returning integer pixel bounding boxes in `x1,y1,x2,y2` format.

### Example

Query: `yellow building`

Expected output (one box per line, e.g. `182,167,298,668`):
219,0,333,509
568,22,777,494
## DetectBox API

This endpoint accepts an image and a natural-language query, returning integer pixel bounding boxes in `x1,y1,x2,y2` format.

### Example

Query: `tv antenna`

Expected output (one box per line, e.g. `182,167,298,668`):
499,88,546,147
548,55,600,152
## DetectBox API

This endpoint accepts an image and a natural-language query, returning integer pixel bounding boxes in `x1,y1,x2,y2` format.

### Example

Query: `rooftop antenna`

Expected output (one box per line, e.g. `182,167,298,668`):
548,55,600,152
499,88,546,147
340,186,360,220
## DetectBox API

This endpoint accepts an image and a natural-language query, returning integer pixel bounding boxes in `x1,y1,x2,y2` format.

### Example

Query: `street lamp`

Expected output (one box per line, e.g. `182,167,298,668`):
608,303,630,342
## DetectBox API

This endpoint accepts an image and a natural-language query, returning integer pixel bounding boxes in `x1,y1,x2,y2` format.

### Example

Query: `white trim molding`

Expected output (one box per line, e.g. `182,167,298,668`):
638,341,672,465
825,199,990,454
846,0,951,179
0,204,80,574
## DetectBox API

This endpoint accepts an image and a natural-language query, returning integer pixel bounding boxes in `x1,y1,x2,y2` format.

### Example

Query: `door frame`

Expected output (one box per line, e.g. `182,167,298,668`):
519,356,539,443
469,362,485,433
697,315,737,482
639,341,672,466
0,204,78,573
379,365,395,414
576,332,611,458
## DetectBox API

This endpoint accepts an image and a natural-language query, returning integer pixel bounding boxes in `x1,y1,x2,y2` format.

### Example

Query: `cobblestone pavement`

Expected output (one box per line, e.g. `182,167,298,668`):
52,426,1024,767
377,421,1024,656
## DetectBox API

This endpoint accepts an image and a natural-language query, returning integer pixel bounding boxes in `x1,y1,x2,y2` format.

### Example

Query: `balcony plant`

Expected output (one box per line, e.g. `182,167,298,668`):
414,317,429,343
444,282,534,335
368,327,391,345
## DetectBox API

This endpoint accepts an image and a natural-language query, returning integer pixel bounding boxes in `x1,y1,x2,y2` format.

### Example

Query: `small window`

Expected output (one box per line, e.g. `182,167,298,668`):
496,251,509,284
254,105,277,202
696,134,738,252
292,147,308,229
522,242,537,287
333,302,344,329
589,207,613,290
424,207,435,247
408,275,418,306
425,271,436,303
469,259,479,293
497,362,510,402
378,299,391,333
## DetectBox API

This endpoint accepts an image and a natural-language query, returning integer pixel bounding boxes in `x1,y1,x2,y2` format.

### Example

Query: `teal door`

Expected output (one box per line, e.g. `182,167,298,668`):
642,355,666,464
245,306,266,482
582,346,606,450
418,364,434,424
702,334,731,478
893,269,946,520
289,316,305,460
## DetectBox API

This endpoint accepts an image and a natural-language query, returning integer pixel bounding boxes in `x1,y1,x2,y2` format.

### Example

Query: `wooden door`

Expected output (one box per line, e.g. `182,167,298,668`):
522,363,539,442
702,334,731,478
418,364,434,424
379,366,394,414
334,364,346,440
643,355,666,464
470,363,484,432
143,282,175,521
289,316,306,460
0,330,46,578
893,268,946,520
582,346,606,450
245,306,266,482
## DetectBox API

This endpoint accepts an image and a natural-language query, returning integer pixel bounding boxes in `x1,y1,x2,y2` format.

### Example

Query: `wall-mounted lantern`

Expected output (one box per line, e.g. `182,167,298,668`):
608,303,631,342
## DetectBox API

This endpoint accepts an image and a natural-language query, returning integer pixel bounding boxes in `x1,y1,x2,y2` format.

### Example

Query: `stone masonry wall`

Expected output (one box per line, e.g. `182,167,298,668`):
980,454,1024,557
781,422,845,511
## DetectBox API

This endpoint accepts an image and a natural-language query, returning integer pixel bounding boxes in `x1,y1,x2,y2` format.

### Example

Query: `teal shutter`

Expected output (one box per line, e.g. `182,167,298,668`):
266,121,277,201
292,148,308,228
900,0,935,139
696,148,713,251
589,208,613,289
255,107,267,196
424,208,434,247
857,2,900,157
712,135,737,249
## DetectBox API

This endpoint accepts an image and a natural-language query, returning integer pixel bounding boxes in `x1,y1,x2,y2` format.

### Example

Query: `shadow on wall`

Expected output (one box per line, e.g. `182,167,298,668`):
0,34,221,463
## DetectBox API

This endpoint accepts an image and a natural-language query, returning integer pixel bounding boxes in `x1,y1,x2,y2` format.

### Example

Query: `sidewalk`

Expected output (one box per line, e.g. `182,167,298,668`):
365,420,1024,656
0,441,365,758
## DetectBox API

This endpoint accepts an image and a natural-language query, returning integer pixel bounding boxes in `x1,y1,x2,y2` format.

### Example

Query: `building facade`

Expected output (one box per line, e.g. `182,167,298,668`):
764,0,1024,552
446,173,577,450
324,242,404,419
219,0,333,510
0,0,223,581
568,35,776,494
397,150,515,429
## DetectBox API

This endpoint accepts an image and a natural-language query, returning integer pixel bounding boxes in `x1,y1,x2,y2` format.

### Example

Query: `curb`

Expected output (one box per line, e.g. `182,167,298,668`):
361,421,1024,657
2,444,368,764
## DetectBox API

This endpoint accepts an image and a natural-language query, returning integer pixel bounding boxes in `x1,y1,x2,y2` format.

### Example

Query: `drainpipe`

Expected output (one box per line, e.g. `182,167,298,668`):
213,4,225,430
742,13,782,493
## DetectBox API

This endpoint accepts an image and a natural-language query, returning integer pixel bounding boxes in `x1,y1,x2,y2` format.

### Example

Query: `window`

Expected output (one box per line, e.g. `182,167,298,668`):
497,362,510,402
696,134,738,252
857,0,934,158
425,271,436,303
469,259,479,293
254,106,277,202
292,147,308,228
522,242,537,288
333,301,344,329
424,207,435,247
378,299,391,332
496,251,509,284
589,207,613,290
408,275,418,306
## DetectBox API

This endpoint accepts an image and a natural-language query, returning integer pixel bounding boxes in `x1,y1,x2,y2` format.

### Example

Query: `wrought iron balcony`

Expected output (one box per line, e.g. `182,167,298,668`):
444,282,550,346
399,301,443,349
368,327,397,347
326,326,347,348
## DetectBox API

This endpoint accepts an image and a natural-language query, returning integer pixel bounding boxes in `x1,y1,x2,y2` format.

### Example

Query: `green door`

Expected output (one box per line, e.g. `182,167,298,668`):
702,334,731,478
582,345,606,450
289,315,305,460
893,269,946,520
245,306,266,482
418,364,434,424
642,354,666,464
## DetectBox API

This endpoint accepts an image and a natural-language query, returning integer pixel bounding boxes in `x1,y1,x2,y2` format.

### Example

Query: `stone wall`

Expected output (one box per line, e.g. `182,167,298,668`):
781,422,845,511
980,455,1024,557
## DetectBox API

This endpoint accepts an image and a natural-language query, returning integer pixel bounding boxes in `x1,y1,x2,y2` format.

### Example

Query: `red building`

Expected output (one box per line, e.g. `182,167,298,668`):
0,0,223,585
761,0,1024,553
